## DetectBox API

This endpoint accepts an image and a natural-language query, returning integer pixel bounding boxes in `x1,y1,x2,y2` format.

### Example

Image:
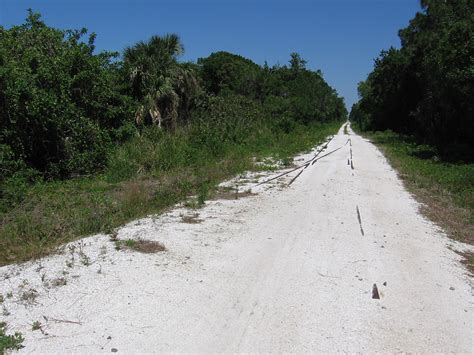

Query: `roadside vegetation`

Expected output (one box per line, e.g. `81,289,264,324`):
0,321,24,353
350,1,473,269
351,0,473,162
357,130,474,273
358,131,473,242
0,11,346,265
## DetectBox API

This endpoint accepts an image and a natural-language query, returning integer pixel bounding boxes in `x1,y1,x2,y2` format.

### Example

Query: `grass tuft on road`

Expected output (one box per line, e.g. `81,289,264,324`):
0,322,24,353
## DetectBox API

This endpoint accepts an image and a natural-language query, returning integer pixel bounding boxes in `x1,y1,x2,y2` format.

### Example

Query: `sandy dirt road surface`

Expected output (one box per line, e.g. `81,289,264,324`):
1,124,472,353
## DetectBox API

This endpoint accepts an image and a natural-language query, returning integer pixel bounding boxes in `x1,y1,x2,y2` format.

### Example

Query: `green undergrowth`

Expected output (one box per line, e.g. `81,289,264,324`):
0,322,24,354
0,122,340,265
359,129,473,244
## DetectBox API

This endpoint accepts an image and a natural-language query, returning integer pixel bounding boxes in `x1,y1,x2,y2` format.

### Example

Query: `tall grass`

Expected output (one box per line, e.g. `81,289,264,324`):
0,121,340,265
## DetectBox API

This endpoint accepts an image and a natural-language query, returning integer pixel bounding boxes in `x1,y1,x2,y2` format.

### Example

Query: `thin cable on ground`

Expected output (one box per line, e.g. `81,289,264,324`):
255,137,350,187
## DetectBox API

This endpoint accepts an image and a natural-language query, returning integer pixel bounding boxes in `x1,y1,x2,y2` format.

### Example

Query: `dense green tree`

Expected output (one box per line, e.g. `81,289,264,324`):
258,55,346,124
197,51,261,98
0,10,132,179
196,51,347,124
351,0,473,161
289,52,307,74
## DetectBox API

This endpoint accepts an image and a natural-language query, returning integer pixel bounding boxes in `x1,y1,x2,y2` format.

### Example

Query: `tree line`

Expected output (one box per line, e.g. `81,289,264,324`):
0,10,346,188
350,0,473,162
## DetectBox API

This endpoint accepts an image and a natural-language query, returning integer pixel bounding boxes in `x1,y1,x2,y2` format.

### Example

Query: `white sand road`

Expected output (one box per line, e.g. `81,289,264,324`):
1,124,472,353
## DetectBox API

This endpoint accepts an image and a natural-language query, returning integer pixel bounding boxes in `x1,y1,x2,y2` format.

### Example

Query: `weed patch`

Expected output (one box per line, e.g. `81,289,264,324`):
181,213,203,224
31,321,42,331
50,277,67,288
0,322,24,353
120,239,166,254
459,252,474,275
210,188,257,201
20,288,39,305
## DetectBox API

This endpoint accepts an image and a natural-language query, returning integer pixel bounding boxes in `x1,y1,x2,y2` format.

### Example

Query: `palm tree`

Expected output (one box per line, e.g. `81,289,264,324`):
123,34,197,130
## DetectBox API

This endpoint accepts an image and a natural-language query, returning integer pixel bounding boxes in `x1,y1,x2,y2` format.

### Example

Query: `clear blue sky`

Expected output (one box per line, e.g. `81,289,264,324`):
1,0,421,109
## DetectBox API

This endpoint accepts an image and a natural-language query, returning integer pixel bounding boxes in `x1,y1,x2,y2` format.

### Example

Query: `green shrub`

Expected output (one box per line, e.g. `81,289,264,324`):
0,10,133,179
0,322,24,353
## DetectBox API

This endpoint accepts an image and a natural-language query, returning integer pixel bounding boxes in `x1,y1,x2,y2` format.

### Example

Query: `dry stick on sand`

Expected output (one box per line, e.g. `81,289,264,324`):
356,205,365,236
48,317,83,325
